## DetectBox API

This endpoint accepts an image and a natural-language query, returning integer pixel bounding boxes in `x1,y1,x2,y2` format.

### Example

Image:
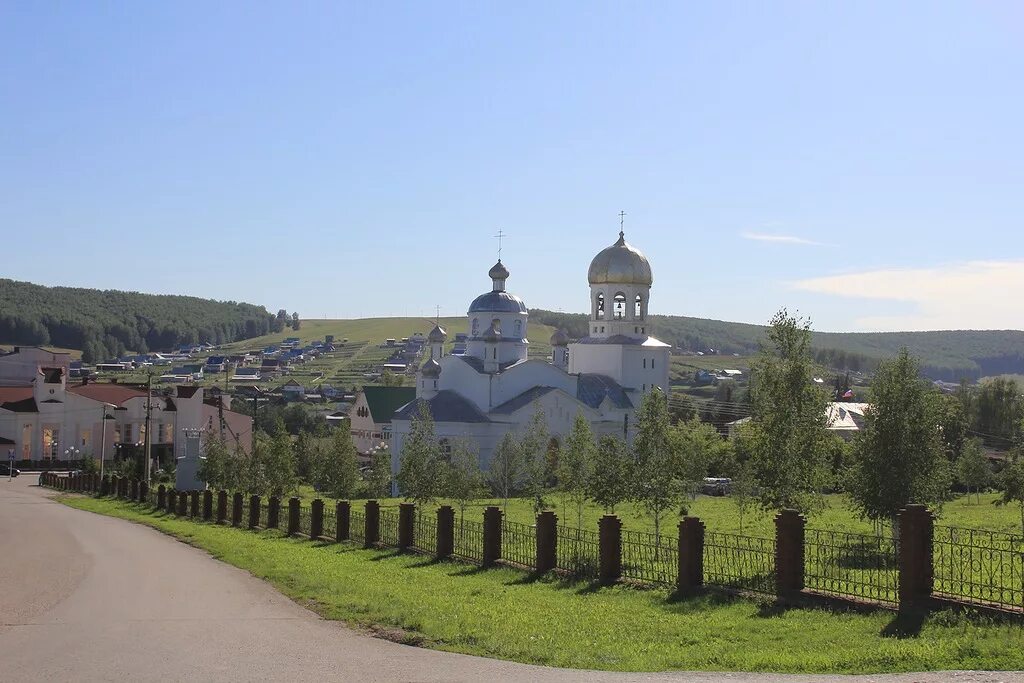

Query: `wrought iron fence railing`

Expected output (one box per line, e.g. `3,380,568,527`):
703,530,776,596
556,526,599,579
453,519,485,564
803,528,898,605
413,512,438,554
350,510,366,544
933,525,1024,611
379,509,399,547
298,503,312,536
501,520,535,569
621,529,678,587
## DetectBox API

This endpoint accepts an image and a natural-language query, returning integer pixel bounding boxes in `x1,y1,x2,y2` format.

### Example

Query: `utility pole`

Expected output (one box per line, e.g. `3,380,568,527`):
99,404,108,481
144,372,153,483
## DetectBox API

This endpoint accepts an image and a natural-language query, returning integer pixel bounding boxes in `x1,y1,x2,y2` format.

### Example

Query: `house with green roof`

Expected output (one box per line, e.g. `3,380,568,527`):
350,385,416,455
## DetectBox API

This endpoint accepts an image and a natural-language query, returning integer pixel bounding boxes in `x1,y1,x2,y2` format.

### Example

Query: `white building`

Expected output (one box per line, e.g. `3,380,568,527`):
389,230,671,474
0,346,252,466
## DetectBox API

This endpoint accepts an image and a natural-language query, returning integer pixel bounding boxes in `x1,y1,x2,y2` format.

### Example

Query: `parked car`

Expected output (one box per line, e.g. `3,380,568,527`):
0,463,21,477
701,477,731,496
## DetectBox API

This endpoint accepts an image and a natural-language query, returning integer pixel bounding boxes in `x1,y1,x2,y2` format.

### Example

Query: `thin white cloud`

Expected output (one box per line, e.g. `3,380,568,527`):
741,231,822,246
791,260,1024,331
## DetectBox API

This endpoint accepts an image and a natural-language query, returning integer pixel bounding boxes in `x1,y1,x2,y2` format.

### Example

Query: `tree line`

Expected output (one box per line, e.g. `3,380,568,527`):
0,278,289,362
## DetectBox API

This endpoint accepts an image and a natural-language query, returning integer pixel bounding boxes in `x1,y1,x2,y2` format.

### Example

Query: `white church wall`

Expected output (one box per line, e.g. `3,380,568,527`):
489,361,577,411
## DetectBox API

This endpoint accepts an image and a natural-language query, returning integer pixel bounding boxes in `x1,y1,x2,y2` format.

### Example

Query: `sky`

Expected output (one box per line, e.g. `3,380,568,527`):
2,2,1022,332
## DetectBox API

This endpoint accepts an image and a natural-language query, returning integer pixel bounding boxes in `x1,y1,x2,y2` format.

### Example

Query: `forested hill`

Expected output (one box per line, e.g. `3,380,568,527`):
530,309,1024,381
0,279,283,362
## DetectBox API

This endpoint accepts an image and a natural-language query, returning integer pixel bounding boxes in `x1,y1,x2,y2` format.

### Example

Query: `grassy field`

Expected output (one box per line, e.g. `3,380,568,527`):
294,488,1024,540
61,494,1024,673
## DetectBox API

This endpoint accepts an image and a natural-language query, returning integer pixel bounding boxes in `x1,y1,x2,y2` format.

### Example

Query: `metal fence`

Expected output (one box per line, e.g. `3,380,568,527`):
803,528,898,605
322,504,336,538
556,526,599,579
501,520,536,569
350,510,366,544
703,530,776,596
379,508,399,547
413,512,437,554
934,525,1024,611
453,519,485,564
298,503,312,536
621,529,678,586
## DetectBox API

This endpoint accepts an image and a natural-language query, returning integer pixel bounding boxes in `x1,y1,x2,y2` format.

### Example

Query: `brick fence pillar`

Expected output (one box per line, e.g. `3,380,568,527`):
482,506,503,567
139,481,149,505
287,497,300,536
336,501,350,542
267,496,280,529
177,490,188,516
166,489,176,513
398,503,414,549
775,508,806,598
437,506,454,559
536,511,557,573
216,490,228,524
249,495,261,529
157,484,166,510
364,500,380,547
202,490,213,520
310,499,324,539
898,504,935,613
189,490,199,517
231,492,244,527
599,515,622,585
677,516,706,595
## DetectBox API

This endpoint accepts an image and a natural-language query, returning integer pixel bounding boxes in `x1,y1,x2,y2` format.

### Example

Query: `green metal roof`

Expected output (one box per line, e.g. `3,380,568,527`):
362,385,417,424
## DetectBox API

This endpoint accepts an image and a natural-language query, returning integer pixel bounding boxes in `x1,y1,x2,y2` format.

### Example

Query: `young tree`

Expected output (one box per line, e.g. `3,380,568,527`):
291,312,301,331
365,444,392,498
957,437,990,505
445,438,485,526
197,435,233,490
998,452,1024,536
732,457,758,534
559,412,596,529
632,388,683,540
262,430,297,497
518,403,551,513
846,349,950,530
588,434,631,514
746,309,832,514
311,430,360,499
396,402,442,506
488,431,523,512
671,418,724,500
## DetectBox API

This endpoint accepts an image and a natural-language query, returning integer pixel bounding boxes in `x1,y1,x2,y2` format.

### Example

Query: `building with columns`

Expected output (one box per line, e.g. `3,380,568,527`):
389,230,671,474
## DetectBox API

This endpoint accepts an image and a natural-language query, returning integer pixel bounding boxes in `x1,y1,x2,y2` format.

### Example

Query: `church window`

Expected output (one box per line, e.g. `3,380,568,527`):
643,384,646,391
595,292,605,319
600,326,604,333
493,348,497,359
514,319,521,337
593,326,597,333
651,358,654,369
613,293,626,319
643,359,646,369
439,438,451,460
635,294,644,320
471,318,479,336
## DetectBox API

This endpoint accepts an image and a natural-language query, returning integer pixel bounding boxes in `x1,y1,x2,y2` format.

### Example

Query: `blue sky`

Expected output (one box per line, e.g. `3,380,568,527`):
2,2,1022,332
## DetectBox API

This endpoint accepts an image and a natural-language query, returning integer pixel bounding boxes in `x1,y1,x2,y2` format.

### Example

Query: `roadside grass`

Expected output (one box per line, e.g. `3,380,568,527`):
294,489,1024,540
61,495,1024,674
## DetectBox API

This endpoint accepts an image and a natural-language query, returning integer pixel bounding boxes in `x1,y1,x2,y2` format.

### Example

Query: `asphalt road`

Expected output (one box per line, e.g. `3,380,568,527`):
0,475,1019,683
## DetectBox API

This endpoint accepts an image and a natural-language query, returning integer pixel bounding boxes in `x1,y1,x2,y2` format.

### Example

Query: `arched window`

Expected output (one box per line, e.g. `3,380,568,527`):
471,318,479,336
514,319,522,337
439,438,451,461
613,292,627,319
595,292,605,319
635,294,644,320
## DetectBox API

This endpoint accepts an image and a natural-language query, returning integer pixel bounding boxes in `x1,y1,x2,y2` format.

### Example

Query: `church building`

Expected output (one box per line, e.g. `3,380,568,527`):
389,229,671,473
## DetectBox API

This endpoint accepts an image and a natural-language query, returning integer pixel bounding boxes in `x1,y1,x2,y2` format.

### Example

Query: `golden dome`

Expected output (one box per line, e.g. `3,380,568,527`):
587,232,652,286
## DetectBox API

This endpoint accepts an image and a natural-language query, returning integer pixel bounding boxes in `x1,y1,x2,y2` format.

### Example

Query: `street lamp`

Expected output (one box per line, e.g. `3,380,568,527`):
64,446,81,464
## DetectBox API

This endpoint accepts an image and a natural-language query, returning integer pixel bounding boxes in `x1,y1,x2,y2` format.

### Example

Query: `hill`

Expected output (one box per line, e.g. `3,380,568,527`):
0,278,281,362
530,309,1024,381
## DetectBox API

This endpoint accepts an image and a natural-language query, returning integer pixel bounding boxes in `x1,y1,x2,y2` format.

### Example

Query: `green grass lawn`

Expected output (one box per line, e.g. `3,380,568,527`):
295,488,1024,540
60,495,1024,673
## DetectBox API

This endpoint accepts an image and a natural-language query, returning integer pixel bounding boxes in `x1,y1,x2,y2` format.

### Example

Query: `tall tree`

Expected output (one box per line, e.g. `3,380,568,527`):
846,349,950,528
518,403,551,513
632,388,682,540
746,309,832,514
291,311,301,331
365,444,392,498
588,434,631,514
445,438,485,526
957,437,990,505
559,412,596,529
311,430,360,499
488,432,523,512
998,450,1024,536
671,418,724,500
396,402,441,506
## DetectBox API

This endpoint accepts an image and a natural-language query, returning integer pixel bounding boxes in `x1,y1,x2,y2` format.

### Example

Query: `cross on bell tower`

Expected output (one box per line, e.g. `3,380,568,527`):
618,210,626,238
493,229,507,261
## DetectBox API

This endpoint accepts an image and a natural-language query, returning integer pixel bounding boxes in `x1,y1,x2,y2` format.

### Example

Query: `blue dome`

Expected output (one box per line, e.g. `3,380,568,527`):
468,290,528,314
